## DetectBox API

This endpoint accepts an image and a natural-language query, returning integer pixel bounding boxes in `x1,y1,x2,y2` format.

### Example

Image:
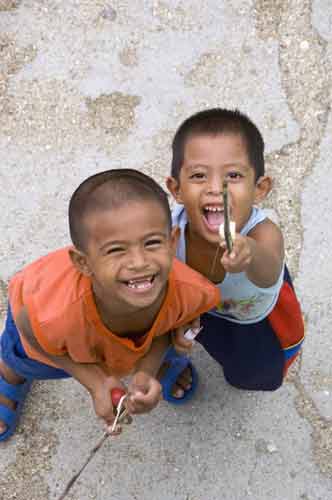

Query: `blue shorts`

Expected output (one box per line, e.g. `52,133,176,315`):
197,312,285,390
0,305,70,380
196,266,304,391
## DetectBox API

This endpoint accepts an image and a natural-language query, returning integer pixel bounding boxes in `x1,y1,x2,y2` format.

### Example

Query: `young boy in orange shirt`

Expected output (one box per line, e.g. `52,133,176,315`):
0,169,219,441
166,108,304,398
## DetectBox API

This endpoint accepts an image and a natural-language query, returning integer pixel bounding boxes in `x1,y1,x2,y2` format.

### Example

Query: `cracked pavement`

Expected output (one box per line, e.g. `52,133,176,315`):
0,1,331,499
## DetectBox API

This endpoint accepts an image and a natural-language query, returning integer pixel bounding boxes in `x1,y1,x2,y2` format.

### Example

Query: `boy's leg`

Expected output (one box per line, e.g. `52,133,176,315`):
196,266,304,391
0,305,70,437
196,313,285,391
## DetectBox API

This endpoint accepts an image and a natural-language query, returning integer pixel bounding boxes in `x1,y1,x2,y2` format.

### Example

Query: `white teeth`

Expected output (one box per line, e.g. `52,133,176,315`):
128,282,150,289
128,278,151,284
205,206,223,212
127,277,153,289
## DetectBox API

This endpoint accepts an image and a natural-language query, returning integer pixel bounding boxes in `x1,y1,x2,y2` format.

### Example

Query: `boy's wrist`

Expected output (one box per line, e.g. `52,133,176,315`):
135,335,170,378
80,365,109,395
134,364,157,379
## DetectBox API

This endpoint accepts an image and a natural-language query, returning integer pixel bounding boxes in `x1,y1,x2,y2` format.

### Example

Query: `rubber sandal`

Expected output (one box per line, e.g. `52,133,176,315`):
160,346,198,405
0,375,32,442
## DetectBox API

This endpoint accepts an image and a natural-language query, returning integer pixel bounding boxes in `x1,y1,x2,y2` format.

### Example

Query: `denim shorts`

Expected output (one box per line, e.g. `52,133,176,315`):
0,305,70,380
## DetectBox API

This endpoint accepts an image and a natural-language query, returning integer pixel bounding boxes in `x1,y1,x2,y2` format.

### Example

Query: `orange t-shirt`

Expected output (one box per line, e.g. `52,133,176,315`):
9,247,220,376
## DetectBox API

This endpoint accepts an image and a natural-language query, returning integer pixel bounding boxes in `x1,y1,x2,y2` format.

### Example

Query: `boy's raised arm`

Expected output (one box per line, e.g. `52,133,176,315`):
246,220,284,287
221,219,284,288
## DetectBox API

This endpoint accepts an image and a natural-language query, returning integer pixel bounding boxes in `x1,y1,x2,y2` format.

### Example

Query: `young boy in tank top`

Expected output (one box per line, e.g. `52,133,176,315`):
166,108,304,399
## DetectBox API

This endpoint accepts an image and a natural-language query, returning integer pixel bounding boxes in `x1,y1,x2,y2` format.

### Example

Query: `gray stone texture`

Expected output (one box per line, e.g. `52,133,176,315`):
0,1,331,499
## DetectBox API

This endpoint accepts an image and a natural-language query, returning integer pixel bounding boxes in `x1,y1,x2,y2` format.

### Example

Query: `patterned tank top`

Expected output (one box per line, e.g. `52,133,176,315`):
172,204,284,324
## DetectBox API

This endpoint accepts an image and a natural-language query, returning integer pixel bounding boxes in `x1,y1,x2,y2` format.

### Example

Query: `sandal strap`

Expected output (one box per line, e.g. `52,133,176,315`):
160,346,198,405
0,403,15,427
0,375,26,403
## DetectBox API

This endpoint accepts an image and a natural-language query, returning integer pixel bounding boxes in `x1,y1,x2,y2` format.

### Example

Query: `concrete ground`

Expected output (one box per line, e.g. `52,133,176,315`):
0,1,331,499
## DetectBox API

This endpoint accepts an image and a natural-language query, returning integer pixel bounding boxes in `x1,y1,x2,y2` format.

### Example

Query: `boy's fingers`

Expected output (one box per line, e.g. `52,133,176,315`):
177,336,193,347
175,326,195,342
98,408,115,425
126,397,150,414
172,329,192,347
190,318,200,330
223,238,242,260
173,325,185,338
127,384,161,413
106,423,123,435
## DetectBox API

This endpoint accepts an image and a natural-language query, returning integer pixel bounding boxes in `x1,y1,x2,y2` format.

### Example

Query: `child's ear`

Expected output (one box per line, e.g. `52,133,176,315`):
170,225,180,256
69,248,93,277
254,175,272,204
166,176,183,204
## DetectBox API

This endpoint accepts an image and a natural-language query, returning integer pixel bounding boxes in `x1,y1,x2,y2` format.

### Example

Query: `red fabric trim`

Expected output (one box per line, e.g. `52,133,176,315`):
268,281,304,350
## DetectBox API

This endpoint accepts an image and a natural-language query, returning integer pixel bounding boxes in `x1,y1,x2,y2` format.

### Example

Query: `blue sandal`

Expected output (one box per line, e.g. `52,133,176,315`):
0,375,32,442
160,346,198,405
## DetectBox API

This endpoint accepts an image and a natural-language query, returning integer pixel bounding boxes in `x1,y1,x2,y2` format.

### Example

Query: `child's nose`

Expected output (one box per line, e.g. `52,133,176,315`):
127,247,148,269
207,176,223,195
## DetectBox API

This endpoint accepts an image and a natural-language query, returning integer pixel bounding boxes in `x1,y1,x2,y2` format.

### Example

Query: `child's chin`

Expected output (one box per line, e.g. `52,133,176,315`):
123,297,156,312
201,225,221,242
123,284,163,307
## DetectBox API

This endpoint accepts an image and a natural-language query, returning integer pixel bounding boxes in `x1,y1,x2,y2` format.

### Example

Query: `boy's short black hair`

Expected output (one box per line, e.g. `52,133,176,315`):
171,108,265,181
69,168,172,251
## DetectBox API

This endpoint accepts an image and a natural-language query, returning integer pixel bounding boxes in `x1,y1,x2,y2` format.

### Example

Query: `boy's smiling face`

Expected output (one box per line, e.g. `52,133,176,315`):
167,133,271,247
71,199,178,318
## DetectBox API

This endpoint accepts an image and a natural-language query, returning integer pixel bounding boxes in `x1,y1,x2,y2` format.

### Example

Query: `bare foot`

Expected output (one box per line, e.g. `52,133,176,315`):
0,360,25,434
157,362,192,399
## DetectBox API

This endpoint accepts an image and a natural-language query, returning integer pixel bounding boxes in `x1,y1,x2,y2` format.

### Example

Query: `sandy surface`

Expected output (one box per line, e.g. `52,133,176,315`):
0,1,331,499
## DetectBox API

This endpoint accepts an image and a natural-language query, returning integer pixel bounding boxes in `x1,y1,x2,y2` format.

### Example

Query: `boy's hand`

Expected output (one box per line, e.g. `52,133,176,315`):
220,234,253,274
126,371,162,415
90,376,126,426
172,317,201,354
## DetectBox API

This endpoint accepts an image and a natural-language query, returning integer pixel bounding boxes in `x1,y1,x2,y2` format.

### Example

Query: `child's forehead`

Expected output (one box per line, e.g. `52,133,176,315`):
185,131,246,148
83,199,169,242
183,132,250,161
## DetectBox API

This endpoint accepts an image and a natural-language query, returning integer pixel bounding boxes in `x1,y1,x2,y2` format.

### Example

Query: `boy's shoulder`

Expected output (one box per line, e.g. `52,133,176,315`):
9,247,91,323
11,246,79,285
13,246,73,270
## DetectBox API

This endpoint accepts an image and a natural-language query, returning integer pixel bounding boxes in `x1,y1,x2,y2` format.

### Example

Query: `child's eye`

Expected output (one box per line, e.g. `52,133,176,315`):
146,238,162,247
189,172,206,180
226,172,243,180
106,247,124,255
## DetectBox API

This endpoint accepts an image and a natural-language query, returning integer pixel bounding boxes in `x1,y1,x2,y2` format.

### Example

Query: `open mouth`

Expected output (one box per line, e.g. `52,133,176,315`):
124,275,156,292
202,205,225,232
